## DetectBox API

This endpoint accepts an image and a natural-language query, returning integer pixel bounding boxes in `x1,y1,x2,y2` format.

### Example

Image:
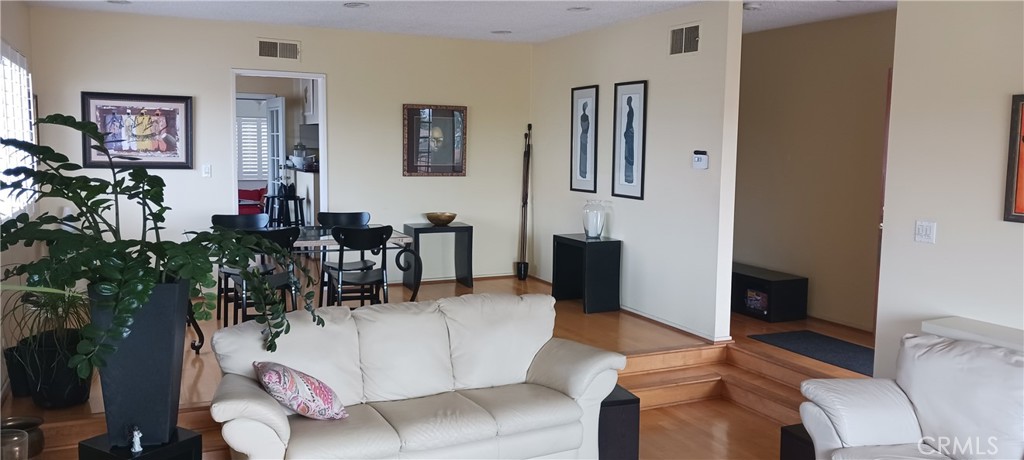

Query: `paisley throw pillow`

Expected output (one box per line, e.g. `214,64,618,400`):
253,361,349,420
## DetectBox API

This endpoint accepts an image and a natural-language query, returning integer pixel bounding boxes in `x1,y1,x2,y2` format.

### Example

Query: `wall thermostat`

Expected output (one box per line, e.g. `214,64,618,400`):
692,150,709,170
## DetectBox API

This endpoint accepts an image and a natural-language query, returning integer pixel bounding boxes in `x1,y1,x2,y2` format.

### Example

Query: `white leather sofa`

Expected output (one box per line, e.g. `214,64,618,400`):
800,333,1023,460
210,293,627,459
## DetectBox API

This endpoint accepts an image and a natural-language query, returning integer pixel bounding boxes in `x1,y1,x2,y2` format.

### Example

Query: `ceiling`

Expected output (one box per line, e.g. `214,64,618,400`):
36,0,897,43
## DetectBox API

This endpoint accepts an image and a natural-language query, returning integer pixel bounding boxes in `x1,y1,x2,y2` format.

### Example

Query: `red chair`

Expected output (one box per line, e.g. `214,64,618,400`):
238,188,267,215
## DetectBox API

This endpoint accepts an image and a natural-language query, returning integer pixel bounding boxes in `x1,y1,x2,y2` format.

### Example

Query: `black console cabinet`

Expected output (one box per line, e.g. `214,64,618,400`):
600,385,640,460
732,263,808,322
551,234,621,313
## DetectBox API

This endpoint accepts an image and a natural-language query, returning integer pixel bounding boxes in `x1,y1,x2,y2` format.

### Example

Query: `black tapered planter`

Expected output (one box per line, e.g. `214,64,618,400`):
89,280,189,447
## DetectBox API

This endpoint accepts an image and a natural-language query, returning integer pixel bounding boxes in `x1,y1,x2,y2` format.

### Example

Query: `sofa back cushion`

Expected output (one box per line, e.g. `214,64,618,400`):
439,293,555,389
213,306,364,406
353,301,454,402
896,333,1024,460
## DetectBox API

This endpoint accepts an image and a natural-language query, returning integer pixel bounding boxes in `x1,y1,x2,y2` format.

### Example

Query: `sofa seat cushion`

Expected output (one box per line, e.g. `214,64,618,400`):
831,443,949,460
286,404,400,459
369,391,497,452
458,383,582,436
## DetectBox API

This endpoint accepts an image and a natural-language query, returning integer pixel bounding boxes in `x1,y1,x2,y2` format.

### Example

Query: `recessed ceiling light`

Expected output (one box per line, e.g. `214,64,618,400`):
343,2,369,8
491,30,513,35
742,2,762,11
106,0,132,4
567,7,591,12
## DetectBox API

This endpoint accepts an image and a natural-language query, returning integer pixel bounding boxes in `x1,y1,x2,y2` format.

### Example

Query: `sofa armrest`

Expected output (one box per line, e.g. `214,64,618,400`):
800,378,922,449
526,337,626,399
211,373,291,449
800,402,844,460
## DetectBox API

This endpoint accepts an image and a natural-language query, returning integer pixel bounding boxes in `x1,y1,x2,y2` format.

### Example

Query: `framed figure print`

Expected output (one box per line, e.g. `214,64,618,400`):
81,92,193,169
403,104,467,176
612,80,647,200
1004,94,1024,223
570,85,598,193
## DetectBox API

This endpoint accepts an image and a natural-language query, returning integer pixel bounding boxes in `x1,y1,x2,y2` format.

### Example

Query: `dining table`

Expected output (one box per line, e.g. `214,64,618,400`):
288,224,421,310
187,224,420,353
289,225,413,249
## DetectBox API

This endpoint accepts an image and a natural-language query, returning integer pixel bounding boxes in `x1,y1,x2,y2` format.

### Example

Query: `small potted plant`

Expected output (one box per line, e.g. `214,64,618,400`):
0,114,320,447
1,285,92,408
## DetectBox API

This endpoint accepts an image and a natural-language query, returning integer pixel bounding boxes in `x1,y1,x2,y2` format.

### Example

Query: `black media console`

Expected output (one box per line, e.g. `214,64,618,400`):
732,263,808,322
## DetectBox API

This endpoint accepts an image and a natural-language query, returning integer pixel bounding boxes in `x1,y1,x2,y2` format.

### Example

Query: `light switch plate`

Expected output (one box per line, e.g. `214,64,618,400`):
914,220,937,244
201,164,212,178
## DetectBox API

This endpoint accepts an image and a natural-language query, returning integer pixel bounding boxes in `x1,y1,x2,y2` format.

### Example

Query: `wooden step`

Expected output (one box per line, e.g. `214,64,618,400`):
715,365,804,425
726,341,866,388
619,367,723,410
621,344,727,375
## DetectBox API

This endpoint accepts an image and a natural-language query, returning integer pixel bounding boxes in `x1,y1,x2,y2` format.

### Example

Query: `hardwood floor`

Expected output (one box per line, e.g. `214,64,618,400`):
3,276,872,459
640,400,782,460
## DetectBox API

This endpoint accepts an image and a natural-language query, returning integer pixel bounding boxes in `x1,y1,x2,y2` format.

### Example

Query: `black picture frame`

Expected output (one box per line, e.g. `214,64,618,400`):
403,104,467,176
612,80,647,200
81,92,194,169
570,85,599,193
1004,94,1024,223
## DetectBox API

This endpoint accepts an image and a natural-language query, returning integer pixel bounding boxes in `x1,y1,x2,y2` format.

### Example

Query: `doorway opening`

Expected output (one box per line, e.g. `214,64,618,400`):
230,69,327,223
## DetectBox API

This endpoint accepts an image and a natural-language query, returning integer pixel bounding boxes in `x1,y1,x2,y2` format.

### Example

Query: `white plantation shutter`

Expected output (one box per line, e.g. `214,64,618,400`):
1,40,35,220
236,116,269,180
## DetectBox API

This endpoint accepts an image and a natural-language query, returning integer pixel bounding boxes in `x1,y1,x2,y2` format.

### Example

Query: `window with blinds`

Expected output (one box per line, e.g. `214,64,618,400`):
236,116,269,180
1,40,35,221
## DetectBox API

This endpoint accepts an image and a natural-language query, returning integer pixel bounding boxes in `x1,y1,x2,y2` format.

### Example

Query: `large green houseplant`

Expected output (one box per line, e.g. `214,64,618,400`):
0,114,321,445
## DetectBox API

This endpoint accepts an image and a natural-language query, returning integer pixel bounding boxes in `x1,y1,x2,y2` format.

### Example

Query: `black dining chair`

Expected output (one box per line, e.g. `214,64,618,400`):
211,213,274,326
325,225,393,306
317,212,375,307
229,226,301,324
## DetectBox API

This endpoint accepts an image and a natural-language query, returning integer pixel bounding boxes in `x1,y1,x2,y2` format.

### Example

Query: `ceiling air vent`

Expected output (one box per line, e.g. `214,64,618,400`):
670,24,700,55
258,39,301,60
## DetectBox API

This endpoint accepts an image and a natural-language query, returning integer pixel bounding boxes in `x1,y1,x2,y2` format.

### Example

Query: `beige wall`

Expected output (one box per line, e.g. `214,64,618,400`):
530,2,743,341
735,11,896,332
1,1,31,56
26,7,532,282
875,1,1024,377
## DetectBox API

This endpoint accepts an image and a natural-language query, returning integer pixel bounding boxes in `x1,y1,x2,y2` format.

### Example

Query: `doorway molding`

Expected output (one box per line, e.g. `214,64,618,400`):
230,68,328,213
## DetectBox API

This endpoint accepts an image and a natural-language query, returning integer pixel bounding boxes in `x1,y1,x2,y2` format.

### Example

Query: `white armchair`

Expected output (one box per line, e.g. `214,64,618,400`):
800,334,1023,460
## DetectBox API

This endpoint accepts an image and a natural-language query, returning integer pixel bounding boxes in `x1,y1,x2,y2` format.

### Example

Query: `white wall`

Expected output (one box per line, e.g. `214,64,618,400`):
736,11,896,332
530,2,743,341
26,7,532,282
875,1,1024,377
